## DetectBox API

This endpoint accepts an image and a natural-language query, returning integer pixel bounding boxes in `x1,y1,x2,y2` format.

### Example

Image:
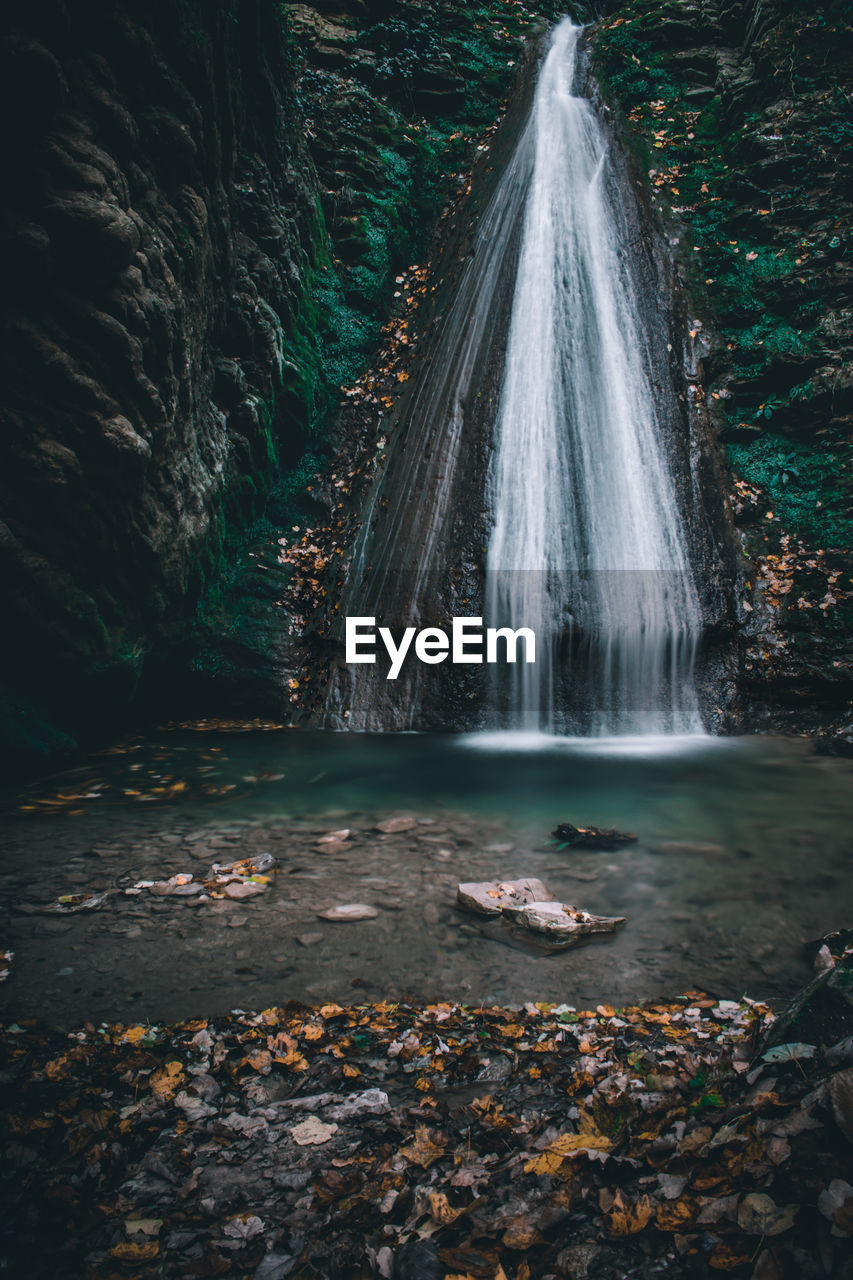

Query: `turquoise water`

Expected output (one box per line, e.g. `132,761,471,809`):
1,730,851,1025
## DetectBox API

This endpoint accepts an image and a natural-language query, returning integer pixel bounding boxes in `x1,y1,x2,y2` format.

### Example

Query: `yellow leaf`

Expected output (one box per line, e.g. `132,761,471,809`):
524,1130,611,1175
117,1025,150,1045
150,1061,185,1099
109,1240,160,1262
428,1191,463,1225
399,1125,445,1168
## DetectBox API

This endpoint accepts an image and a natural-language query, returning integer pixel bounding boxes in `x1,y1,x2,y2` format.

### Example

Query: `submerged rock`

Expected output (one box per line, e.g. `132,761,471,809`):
552,823,637,850
316,904,378,922
501,900,627,946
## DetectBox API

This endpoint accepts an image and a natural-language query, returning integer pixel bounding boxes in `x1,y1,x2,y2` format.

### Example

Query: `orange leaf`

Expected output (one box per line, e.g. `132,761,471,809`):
600,1188,653,1236
399,1125,445,1168
150,1061,185,1099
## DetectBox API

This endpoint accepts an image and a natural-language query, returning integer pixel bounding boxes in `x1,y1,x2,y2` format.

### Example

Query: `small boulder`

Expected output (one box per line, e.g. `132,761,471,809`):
457,878,553,916
502,900,626,946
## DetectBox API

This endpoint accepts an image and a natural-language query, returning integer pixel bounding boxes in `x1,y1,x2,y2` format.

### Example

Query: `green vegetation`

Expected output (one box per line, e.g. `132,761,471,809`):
593,0,852,554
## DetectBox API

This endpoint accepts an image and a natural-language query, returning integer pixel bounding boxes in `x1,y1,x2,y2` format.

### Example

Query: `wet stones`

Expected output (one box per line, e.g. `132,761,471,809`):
457,878,626,948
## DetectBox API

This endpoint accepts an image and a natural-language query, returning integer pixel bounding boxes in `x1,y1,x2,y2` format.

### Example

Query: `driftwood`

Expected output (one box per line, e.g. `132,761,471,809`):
551,822,637,851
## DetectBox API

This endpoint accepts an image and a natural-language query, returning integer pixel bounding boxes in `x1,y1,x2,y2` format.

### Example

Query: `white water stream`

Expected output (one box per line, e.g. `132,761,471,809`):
485,19,703,734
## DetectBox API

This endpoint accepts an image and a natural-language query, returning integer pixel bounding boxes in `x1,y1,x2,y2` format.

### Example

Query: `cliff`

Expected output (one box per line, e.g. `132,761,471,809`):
0,0,329,763
592,0,853,733
0,0,542,768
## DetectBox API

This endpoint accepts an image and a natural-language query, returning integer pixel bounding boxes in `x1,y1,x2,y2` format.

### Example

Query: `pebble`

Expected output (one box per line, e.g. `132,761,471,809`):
376,817,417,834
313,840,349,855
316,904,379,922
224,882,265,900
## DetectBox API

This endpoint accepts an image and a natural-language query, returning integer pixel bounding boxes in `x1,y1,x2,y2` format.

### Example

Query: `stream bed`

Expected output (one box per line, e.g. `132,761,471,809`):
0,729,850,1027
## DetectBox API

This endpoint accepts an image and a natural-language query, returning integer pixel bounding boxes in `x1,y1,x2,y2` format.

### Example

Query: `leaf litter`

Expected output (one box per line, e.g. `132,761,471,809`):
2,974,852,1279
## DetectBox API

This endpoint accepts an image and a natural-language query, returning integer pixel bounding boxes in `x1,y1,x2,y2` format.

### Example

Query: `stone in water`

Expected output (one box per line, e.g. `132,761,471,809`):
457,878,554,916
317,903,378,921
502,900,626,946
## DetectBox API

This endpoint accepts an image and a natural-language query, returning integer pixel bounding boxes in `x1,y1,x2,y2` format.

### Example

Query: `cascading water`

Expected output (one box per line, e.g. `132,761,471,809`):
329,17,710,736
485,19,703,735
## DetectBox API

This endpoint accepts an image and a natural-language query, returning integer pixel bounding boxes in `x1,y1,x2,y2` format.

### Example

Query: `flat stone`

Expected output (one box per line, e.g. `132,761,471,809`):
502,900,626,946
224,881,266,900
186,845,214,860
376,817,417,834
457,878,554,916
314,840,350,855
297,932,324,946
316,829,351,843
316,903,378,922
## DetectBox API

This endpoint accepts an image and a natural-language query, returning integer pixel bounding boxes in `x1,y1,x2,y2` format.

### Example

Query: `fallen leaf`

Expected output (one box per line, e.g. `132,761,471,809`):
761,1042,816,1064
150,1061,185,1099
525,1129,611,1175
818,1180,853,1236
737,1192,798,1236
600,1187,653,1236
109,1241,159,1262
400,1125,446,1168
655,1194,699,1231
290,1117,339,1146
428,1191,464,1225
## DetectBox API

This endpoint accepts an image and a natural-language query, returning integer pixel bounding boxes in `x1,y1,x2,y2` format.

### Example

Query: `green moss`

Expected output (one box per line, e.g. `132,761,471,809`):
728,434,850,548
0,688,78,763
592,4,853,556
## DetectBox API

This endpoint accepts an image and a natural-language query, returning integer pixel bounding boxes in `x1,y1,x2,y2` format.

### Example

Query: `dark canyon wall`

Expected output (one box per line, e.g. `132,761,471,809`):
1,0,325,762
0,0,543,767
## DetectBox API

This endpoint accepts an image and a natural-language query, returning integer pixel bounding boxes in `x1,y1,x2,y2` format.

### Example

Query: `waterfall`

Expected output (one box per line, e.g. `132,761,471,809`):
485,19,703,735
330,17,707,736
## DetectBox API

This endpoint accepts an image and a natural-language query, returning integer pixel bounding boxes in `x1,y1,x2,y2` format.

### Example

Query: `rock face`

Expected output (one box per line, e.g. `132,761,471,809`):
0,0,542,767
2,0,849,760
592,0,853,732
0,0,325,762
